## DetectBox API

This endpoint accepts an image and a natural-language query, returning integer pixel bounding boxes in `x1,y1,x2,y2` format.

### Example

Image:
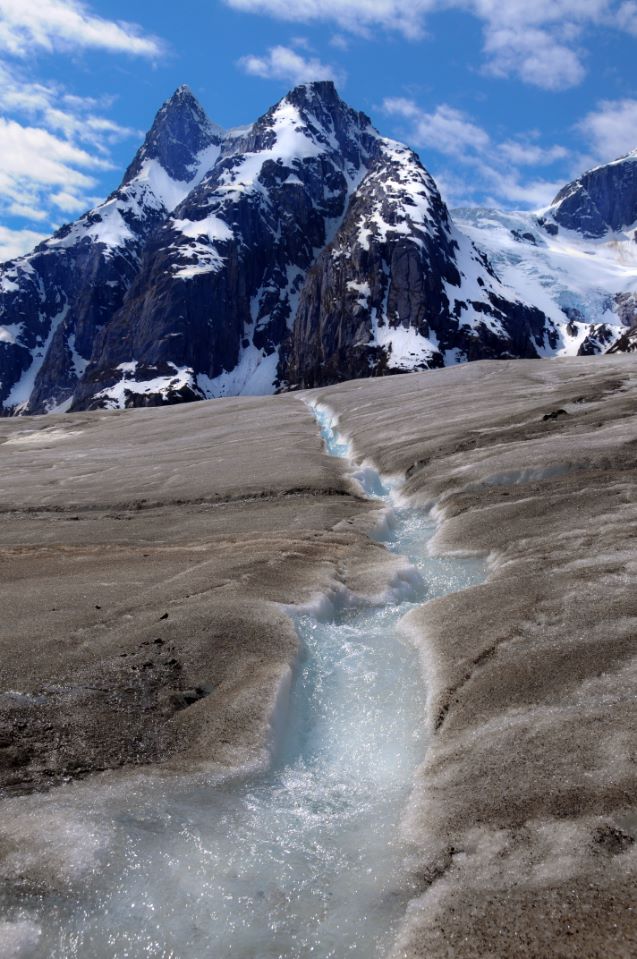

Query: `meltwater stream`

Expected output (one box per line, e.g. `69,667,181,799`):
2,406,485,959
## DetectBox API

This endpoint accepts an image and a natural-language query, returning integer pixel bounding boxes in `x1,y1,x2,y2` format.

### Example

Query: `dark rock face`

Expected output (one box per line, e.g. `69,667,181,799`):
607,325,637,353
547,152,637,238
603,294,637,355
283,142,550,389
577,324,616,356
511,229,538,245
614,291,637,328
123,84,223,184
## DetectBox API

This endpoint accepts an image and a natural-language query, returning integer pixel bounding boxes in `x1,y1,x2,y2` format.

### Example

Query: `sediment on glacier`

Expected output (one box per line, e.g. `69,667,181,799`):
0,355,635,957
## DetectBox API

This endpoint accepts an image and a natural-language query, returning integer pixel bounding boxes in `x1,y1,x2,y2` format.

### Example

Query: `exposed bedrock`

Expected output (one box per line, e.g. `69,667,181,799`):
282,144,549,391
548,150,637,237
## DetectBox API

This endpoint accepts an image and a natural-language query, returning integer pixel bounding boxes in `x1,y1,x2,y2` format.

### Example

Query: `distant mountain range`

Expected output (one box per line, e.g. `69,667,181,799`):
0,81,635,415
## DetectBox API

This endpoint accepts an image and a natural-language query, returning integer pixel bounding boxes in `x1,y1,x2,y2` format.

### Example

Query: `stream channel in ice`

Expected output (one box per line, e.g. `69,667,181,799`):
2,405,485,959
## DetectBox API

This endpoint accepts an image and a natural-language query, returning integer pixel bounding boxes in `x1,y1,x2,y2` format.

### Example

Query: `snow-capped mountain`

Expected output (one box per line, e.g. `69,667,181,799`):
284,139,548,388
71,83,381,409
455,151,637,358
0,82,634,415
0,86,222,414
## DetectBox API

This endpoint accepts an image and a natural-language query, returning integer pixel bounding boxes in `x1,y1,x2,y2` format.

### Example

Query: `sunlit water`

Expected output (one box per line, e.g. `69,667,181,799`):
1,405,485,959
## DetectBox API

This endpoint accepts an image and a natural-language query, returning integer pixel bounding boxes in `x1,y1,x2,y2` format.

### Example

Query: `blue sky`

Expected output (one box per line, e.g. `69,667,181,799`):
0,0,636,259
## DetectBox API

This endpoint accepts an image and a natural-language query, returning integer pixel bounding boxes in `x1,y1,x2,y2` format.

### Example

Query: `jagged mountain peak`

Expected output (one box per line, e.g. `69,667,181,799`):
123,84,225,186
179,82,380,225
280,81,374,138
172,83,196,98
284,80,366,121
287,79,338,99
224,81,377,168
26,86,226,266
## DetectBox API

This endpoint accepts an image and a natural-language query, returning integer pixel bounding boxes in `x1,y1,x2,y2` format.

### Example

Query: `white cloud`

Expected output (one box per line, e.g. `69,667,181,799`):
7,201,48,221
226,0,433,38
577,98,637,161
0,116,106,185
238,44,344,85
382,96,569,209
225,0,634,90
480,26,586,90
0,75,139,148
500,141,569,166
0,59,142,236
613,0,637,32
0,2,164,250
50,190,89,213
465,0,609,89
0,224,48,260
468,0,610,26
382,98,490,157
0,114,113,230
0,0,162,58
477,166,567,208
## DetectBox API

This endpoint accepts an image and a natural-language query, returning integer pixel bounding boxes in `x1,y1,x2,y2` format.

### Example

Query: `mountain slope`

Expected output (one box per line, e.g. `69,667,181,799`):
284,139,549,389
456,195,637,359
452,150,637,358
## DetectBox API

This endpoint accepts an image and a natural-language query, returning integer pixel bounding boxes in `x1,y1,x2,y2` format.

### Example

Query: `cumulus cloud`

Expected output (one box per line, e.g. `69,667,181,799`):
0,224,48,260
238,44,344,85
0,74,139,150
481,26,586,90
0,62,142,233
577,98,637,161
225,0,633,90
0,0,162,58
383,99,490,157
382,96,569,209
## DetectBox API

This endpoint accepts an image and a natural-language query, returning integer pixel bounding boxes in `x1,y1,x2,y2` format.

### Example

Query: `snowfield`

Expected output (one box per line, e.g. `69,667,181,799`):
456,206,637,355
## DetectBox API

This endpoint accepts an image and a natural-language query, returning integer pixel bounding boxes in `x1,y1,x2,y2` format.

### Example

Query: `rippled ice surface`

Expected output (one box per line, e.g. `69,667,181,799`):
1,407,484,959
